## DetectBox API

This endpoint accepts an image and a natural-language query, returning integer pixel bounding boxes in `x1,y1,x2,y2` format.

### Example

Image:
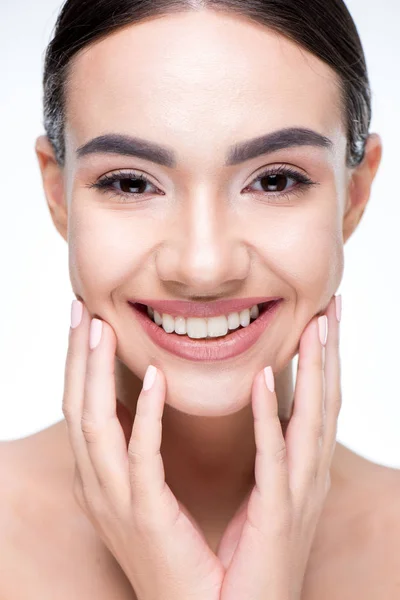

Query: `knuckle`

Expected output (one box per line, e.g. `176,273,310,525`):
62,395,76,423
127,446,146,467
80,413,103,444
274,443,287,465
331,393,343,416
62,403,74,422
310,419,324,440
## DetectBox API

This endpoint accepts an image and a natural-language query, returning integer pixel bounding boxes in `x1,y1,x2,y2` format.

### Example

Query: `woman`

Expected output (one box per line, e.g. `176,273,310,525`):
1,0,397,598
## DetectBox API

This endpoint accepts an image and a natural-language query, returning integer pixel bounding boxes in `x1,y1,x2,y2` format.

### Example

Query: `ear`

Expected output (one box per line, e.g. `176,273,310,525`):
343,133,383,243
35,135,68,242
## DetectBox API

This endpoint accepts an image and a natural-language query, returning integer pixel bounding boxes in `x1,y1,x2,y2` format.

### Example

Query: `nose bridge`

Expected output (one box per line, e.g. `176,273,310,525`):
159,185,249,290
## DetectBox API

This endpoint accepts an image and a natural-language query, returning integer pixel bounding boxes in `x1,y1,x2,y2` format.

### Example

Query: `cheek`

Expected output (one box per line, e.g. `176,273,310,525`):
257,210,344,300
285,229,343,296
67,209,148,301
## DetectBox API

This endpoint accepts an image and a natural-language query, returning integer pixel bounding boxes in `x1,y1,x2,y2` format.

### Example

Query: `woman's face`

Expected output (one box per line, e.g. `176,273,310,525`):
58,10,350,416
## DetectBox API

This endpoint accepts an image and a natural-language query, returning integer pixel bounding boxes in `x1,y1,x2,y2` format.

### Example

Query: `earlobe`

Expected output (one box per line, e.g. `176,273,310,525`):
342,133,383,244
35,135,68,242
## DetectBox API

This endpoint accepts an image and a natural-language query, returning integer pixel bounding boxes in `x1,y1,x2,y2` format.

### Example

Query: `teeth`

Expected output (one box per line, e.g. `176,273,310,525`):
187,317,209,339
162,313,175,334
227,311,240,330
239,309,250,327
174,316,187,335
153,309,162,325
206,315,228,338
146,304,262,339
250,304,259,320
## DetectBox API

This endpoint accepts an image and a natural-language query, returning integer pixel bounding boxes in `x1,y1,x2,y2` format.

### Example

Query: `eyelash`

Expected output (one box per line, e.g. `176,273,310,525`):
86,165,317,204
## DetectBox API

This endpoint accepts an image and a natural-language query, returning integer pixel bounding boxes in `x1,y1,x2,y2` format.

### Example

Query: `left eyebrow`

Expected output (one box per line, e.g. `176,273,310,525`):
76,127,334,168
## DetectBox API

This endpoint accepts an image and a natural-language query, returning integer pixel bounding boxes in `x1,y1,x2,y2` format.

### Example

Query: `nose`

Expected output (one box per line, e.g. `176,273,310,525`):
155,189,250,295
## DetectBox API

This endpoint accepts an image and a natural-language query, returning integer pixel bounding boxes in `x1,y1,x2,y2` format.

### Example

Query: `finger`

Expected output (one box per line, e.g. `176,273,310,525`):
128,365,169,520
251,368,290,515
319,295,342,476
285,312,327,501
82,318,131,511
63,301,100,494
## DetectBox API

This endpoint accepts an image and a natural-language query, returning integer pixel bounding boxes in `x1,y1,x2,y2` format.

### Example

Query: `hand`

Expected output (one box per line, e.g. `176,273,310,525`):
63,300,224,600
216,295,342,600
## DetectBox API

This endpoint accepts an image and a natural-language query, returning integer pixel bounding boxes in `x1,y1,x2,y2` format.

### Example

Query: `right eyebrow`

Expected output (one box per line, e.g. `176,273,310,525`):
76,127,334,167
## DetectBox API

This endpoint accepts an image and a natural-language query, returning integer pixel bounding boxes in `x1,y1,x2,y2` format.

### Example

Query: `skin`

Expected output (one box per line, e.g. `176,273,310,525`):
8,6,396,598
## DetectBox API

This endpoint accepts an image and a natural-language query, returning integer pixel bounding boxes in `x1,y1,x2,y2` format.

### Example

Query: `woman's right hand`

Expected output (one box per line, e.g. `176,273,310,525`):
63,300,225,600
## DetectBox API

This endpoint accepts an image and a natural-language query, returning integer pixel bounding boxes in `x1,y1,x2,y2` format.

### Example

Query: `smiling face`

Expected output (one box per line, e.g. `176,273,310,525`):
37,9,381,417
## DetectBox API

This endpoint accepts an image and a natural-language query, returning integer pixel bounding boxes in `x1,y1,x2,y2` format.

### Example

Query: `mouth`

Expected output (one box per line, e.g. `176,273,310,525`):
128,299,283,362
132,300,275,337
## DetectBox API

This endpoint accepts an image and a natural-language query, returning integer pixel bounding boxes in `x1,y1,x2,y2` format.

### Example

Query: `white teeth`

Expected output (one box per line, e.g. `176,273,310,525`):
227,311,240,330
207,315,228,338
174,316,187,335
153,310,163,325
186,318,208,339
162,313,175,333
250,304,259,320
146,303,263,339
239,308,251,327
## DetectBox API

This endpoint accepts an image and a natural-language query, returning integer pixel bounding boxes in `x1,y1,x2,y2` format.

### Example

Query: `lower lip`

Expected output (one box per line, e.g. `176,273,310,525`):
128,300,283,362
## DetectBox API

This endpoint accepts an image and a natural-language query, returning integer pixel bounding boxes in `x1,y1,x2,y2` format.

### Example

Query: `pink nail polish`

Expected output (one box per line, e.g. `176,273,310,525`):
71,300,83,329
89,318,103,350
143,365,157,391
264,366,275,393
318,316,328,346
335,295,342,323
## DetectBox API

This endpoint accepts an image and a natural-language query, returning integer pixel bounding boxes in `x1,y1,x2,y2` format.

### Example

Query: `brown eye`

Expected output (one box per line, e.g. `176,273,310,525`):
244,165,317,203
87,169,161,203
257,173,293,193
118,177,151,194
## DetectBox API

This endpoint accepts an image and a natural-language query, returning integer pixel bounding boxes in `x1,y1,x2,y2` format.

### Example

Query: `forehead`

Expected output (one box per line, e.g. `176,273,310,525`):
65,10,345,165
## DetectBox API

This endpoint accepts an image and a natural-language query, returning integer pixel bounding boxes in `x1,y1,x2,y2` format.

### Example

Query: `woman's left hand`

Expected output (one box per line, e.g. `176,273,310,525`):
216,294,342,600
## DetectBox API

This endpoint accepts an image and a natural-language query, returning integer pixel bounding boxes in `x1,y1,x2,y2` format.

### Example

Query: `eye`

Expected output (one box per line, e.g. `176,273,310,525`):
87,165,317,204
86,170,161,202
243,165,317,203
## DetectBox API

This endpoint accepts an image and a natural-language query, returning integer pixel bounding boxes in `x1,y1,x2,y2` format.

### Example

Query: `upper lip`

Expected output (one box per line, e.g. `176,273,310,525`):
129,297,282,318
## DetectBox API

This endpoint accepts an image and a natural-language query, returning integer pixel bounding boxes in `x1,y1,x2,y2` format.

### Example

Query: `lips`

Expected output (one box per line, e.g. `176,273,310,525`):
129,298,283,361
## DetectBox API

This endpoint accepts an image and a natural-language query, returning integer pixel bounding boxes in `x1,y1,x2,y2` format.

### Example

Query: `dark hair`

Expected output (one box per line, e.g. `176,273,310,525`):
43,0,371,169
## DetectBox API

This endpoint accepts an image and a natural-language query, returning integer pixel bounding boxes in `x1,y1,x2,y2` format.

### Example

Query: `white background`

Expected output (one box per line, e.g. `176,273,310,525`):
0,0,399,468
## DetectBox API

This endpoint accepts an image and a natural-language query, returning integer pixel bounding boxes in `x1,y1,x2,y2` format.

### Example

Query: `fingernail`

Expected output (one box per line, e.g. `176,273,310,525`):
318,315,328,346
71,300,83,329
143,365,157,391
335,295,342,323
89,318,103,350
264,366,275,393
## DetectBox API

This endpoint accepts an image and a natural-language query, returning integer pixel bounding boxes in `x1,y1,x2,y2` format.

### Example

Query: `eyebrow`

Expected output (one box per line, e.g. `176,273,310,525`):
76,127,334,168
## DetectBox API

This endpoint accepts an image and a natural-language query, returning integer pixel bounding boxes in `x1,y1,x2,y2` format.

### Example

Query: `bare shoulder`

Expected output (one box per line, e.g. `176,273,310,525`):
338,452,400,558
0,421,75,517
0,424,74,555
304,449,400,599
0,433,51,597
0,424,137,599
374,463,400,539
0,426,76,594
349,462,400,594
